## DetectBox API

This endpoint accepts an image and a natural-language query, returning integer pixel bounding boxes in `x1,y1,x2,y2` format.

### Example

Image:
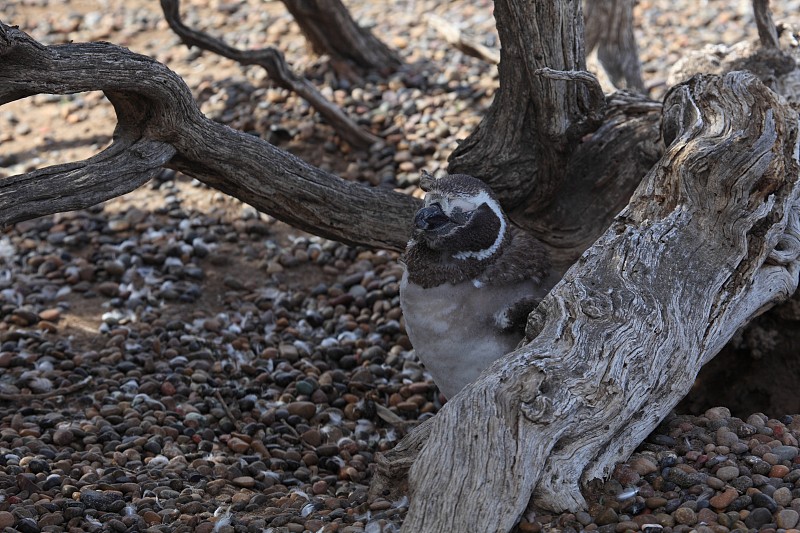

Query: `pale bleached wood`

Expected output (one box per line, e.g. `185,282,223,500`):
390,71,800,532
0,22,418,251
425,14,500,64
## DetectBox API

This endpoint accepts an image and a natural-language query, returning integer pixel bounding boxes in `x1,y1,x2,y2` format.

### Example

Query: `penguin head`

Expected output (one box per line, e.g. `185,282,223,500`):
413,171,508,261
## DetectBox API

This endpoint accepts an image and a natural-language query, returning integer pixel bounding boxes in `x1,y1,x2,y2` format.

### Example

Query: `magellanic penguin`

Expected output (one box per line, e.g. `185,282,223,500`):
399,171,550,399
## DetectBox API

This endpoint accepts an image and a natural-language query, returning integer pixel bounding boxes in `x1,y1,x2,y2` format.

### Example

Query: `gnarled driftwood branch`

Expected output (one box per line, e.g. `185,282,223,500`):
0,22,418,250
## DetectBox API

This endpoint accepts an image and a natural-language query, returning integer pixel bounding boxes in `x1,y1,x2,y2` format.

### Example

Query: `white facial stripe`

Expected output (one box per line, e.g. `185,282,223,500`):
452,191,506,261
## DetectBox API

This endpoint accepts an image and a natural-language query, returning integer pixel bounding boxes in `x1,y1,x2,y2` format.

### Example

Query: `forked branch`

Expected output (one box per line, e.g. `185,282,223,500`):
0,22,418,250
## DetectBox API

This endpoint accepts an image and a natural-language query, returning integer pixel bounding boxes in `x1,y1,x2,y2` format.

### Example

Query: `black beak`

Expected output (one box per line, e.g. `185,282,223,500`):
414,204,450,230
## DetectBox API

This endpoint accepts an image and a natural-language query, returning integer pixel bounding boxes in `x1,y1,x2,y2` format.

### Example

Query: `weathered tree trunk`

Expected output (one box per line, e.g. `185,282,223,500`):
374,71,800,532
445,0,656,276
584,0,645,91
448,0,602,216
0,22,417,250
279,0,402,76
160,0,380,149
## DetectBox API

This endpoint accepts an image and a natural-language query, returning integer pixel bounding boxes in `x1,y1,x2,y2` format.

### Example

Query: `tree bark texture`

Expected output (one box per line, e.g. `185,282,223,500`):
279,0,402,75
376,72,800,532
584,0,645,92
448,0,604,215
0,22,419,251
160,0,380,149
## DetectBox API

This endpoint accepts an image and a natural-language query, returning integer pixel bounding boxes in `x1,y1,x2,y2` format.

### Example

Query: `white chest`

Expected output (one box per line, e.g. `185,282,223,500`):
399,271,538,398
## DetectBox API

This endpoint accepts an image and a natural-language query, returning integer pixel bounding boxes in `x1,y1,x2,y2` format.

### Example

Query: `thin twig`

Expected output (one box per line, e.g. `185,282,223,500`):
0,376,93,401
214,390,239,429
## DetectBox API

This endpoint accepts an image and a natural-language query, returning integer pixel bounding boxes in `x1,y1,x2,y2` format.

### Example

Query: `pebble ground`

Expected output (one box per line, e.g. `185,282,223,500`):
2,0,800,532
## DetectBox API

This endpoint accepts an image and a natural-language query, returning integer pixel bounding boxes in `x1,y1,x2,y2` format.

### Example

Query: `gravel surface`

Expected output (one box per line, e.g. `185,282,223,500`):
3,0,800,532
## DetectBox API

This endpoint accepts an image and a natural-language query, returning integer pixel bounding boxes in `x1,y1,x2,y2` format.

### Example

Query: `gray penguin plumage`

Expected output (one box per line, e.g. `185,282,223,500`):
399,172,549,398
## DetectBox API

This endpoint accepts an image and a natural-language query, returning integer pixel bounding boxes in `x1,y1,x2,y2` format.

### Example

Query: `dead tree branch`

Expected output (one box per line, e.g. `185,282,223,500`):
0,22,418,250
160,0,381,149
373,71,800,532
0,376,93,401
279,0,402,76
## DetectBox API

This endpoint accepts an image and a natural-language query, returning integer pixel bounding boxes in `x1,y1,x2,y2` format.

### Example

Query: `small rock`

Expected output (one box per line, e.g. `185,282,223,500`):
715,465,740,481
227,437,250,454
286,401,316,420
673,507,697,526
744,507,773,529
231,476,256,488
772,445,799,462
709,487,738,509
0,511,13,528
96,281,120,297
595,507,618,526
52,428,74,446
80,489,125,512
15,518,39,533
705,407,731,420
752,491,778,512
715,428,739,448
777,509,800,529
774,486,792,506
38,308,60,322
769,464,789,478
629,455,658,476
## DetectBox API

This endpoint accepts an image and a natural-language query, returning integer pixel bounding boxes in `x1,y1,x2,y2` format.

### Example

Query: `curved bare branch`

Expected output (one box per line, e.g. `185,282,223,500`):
160,0,381,149
0,22,418,251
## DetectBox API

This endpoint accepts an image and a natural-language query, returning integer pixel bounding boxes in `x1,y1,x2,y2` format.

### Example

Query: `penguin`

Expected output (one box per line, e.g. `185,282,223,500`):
399,171,550,398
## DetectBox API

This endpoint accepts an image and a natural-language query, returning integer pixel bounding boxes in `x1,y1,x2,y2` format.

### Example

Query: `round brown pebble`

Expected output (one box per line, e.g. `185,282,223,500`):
231,476,256,488
0,511,13,529
311,480,328,495
52,428,74,446
141,510,162,525
673,507,698,525
226,437,250,454
286,401,316,419
38,308,61,321
769,464,789,478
